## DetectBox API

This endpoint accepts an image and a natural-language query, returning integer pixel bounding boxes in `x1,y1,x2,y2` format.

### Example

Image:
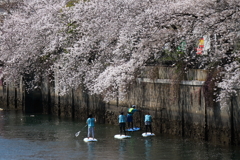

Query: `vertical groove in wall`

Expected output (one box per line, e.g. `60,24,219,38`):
58,93,60,117
14,87,17,109
204,88,208,141
181,85,184,137
160,108,163,133
6,84,9,109
117,87,119,108
72,89,75,119
141,82,146,129
48,84,52,115
86,91,89,116
231,96,235,145
22,78,25,111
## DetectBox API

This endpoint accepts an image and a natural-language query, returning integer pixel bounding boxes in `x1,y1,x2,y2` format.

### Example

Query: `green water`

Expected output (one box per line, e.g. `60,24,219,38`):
0,110,239,160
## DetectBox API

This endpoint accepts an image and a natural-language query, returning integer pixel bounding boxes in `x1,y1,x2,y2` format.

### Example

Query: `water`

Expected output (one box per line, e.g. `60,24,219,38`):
0,111,240,160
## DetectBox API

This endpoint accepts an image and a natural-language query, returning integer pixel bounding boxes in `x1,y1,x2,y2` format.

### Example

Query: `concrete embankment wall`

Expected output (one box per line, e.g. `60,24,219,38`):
0,66,239,146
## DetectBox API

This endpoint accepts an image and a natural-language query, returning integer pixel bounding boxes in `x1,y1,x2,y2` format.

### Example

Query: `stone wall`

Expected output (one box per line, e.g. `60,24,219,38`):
0,66,239,146
0,80,23,110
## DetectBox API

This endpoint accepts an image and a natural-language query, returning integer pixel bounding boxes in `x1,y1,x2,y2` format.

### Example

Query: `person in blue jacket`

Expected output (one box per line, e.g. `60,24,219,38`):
86,114,96,139
118,111,126,136
144,112,153,134
127,105,139,129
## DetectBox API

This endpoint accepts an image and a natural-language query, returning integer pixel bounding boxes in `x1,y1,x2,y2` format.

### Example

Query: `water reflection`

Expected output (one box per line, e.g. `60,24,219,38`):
118,140,127,160
144,138,152,160
87,142,96,160
75,140,80,148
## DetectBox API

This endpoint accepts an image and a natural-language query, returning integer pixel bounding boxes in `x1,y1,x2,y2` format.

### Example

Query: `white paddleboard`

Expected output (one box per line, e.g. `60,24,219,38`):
142,132,155,137
83,137,98,142
114,134,131,139
126,127,140,132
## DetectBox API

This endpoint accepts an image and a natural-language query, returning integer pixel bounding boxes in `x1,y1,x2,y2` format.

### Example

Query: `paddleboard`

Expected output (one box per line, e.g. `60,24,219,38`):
83,137,98,142
114,134,131,139
142,132,155,137
126,127,140,131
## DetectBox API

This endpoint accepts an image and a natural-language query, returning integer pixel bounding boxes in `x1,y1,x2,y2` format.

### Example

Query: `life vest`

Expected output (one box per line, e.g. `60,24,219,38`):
128,108,134,113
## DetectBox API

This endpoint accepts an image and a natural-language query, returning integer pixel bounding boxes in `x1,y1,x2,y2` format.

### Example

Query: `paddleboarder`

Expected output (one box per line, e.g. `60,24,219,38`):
127,105,139,130
118,111,127,136
144,112,153,134
86,114,96,139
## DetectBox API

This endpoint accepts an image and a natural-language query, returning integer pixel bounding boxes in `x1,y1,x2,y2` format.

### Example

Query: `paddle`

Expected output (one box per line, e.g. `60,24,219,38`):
75,124,88,137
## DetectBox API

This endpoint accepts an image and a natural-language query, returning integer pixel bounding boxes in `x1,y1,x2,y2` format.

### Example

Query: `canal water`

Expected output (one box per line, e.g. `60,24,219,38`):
0,110,240,160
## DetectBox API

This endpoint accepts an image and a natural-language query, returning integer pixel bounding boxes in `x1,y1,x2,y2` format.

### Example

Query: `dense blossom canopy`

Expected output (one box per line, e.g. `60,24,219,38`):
0,0,240,101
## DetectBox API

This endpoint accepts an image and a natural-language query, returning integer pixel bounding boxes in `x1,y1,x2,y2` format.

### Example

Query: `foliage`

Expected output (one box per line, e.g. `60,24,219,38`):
66,0,80,7
0,0,240,101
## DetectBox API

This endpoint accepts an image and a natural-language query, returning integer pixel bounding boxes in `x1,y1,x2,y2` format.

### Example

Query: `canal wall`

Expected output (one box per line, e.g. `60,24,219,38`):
0,66,239,146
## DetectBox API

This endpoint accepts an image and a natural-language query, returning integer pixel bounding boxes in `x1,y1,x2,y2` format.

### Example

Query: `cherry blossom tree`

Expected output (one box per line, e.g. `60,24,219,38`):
0,0,67,86
0,0,240,101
